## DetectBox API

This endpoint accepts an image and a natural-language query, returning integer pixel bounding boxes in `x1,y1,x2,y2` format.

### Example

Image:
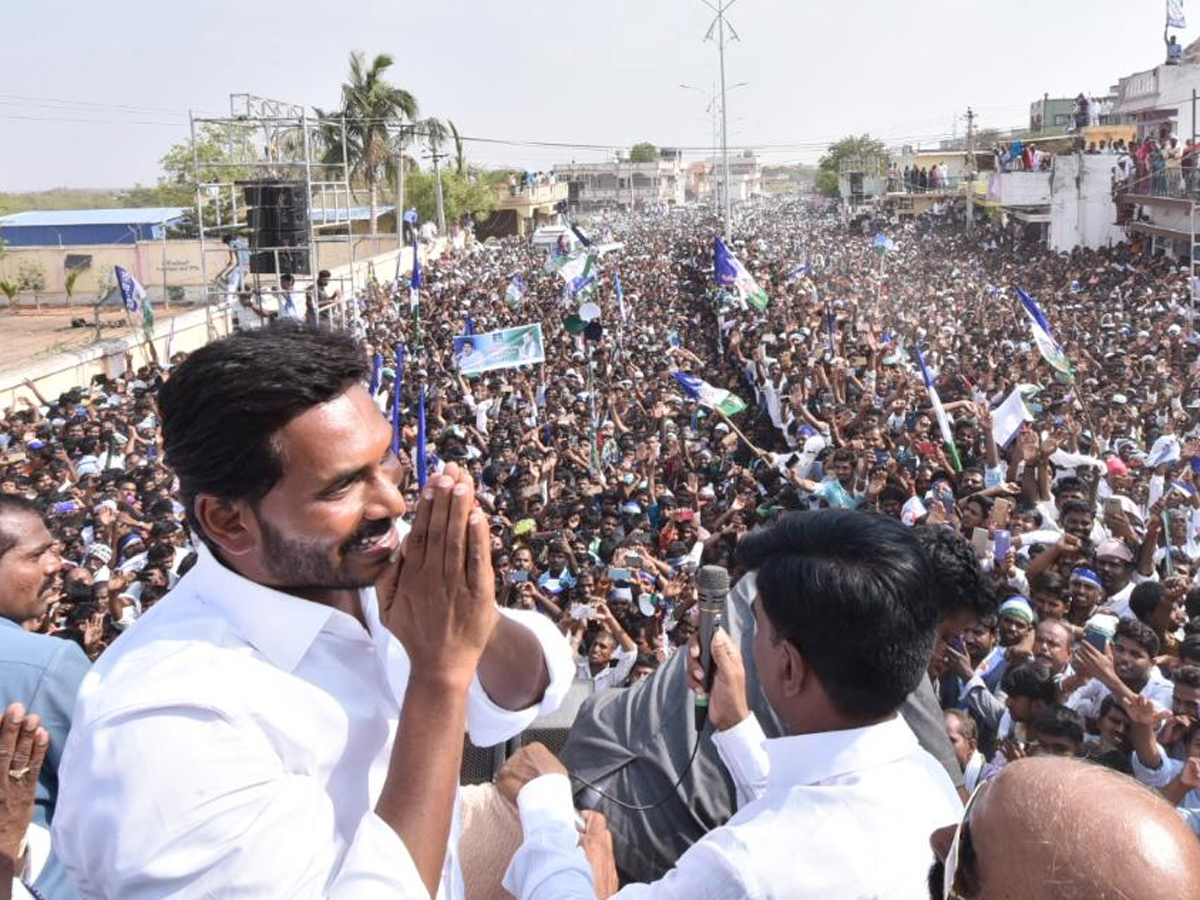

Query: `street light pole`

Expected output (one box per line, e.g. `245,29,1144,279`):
704,0,741,243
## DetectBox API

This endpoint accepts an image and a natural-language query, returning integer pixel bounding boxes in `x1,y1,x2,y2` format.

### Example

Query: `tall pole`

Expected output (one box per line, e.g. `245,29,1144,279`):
965,106,976,230
400,128,410,252
432,149,447,235
717,8,732,242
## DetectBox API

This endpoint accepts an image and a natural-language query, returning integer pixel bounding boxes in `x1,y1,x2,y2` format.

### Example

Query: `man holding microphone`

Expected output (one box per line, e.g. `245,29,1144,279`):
499,510,963,899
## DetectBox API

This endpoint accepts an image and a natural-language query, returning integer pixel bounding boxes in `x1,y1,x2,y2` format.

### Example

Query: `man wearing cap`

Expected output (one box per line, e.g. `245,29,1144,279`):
1094,538,1138,618
1067,567,1106,626
957,598,1037,750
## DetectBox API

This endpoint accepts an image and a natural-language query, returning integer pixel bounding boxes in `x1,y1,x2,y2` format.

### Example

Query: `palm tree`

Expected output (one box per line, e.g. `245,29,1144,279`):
449,120,466,175
319,52,418,235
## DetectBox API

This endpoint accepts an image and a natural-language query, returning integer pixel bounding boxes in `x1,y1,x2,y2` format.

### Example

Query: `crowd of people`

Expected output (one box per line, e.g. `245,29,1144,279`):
3,191,1200,896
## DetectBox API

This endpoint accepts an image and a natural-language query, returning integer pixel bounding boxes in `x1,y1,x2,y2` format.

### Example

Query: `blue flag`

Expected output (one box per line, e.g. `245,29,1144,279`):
615,272,627,321
416,386,428,489
391,345,403,457
410,235,421,312
825,298,836,360
369,352,383,397
114,265,145,313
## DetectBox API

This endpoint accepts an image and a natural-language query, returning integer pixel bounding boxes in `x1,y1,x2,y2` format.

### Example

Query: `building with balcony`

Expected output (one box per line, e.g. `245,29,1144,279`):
1111,53,1200,260
554,156,685,212
475,181,568,240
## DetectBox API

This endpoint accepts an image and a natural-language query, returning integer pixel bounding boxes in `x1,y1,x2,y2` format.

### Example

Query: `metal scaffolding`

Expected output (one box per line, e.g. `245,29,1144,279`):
189,93,359,331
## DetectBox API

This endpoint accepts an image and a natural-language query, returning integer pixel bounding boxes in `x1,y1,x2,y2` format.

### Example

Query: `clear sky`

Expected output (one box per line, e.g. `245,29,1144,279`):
0,0,1186,191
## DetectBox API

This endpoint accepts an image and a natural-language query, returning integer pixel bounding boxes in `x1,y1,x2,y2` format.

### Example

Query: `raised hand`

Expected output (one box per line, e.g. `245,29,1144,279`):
375,464,497,688
0,703,50,867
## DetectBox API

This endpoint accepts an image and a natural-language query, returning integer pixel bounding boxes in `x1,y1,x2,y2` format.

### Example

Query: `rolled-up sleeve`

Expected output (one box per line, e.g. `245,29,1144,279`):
465,606,576,747
53,706,430,899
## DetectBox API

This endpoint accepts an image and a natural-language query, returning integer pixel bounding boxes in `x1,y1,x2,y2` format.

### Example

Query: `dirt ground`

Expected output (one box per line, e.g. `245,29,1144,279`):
0,306,194,378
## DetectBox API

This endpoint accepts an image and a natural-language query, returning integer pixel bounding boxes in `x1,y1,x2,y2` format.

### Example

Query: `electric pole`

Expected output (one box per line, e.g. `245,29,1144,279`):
704,0,741,243
426,147,447,235
964,107,976,230
395,126,406,250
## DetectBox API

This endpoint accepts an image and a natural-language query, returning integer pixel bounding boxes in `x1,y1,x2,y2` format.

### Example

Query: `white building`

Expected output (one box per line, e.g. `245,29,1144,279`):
1112,53,1200,260
554,157,685,211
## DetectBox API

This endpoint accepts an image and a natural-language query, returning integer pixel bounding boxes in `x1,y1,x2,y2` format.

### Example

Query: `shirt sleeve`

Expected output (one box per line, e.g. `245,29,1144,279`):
53,707,430,899
464,606,576,748
1130,742,1184,788
504,777,756,900
711,714,770,808
503,774,596,900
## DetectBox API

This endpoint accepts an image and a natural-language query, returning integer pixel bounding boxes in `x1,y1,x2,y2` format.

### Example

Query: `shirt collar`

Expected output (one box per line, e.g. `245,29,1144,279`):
765,715,918,787
191,543,353,673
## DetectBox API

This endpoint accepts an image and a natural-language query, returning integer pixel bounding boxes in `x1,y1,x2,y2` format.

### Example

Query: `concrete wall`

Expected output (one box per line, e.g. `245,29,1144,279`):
987,171,1052,206
1048,155,1127,252
0,237,458,408
0,236,417,302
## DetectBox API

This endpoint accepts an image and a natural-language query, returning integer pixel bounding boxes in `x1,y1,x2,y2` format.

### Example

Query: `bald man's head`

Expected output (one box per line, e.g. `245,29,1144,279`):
931,757,1200,899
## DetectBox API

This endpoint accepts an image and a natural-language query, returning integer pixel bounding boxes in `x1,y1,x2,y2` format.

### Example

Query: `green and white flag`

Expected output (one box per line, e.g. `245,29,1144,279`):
671,372,747,416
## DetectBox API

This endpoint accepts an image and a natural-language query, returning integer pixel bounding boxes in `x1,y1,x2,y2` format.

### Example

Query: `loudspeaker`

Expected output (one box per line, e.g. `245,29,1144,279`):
238,179,311,275
458,676,595,785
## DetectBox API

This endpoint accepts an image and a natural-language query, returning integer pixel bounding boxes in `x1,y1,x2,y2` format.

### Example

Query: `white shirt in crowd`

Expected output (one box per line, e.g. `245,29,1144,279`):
575,645,636,691
504,713,962,899
53,543,575,899
1065,664,1175,719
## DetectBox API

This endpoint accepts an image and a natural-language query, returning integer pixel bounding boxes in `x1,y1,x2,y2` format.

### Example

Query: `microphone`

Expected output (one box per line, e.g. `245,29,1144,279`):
694,564,730,732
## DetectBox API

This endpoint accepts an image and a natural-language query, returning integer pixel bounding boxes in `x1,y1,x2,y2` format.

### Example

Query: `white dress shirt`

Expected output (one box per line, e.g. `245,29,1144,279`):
504,713,962,899
53,544,575,899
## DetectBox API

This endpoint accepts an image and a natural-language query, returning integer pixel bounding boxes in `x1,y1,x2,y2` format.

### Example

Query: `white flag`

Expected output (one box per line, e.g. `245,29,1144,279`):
1169,0,1186,29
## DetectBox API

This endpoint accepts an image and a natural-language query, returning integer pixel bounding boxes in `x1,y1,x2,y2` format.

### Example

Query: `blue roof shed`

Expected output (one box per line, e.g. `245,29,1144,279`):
0,207,188,246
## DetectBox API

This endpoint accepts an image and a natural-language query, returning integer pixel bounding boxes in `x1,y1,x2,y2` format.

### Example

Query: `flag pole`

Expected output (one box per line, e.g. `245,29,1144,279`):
714,407,768,458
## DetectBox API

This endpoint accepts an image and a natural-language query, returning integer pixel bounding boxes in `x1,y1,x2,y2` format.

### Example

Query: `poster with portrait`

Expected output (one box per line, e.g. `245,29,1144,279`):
452,323,545,374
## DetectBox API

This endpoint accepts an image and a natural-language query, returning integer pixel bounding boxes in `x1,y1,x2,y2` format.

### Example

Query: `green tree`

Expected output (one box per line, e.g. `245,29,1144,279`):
406,167,495,226
319,51,419,235
629,142,659,163
815,134,889,198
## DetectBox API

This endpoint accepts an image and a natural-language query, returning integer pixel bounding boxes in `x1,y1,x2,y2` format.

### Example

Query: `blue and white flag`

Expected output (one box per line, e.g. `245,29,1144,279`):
615,272,627,322
873,232,895,254
391,345,404,457
506,274,526,306
1016,287,1075,383
369,352,383,397
916,347,962,472
416,386,428,489
410,235,421,312
671,372,747,416
114,265,145,313
1169,0,1186,29
714,237,769,311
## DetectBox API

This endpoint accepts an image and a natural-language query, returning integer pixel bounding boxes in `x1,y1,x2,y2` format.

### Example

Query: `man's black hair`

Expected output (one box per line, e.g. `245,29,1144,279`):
1173,665,1200,690
735,509,939,719
158,322,367,547
1117,616,1161,658
1129,581,1166,625
964,492,993,517
0,494,42,559
1051,475,1087,499
1031,704,1085,746
912,523,993,619
1059,498,1095,521
1001,660,1057,703
1031,570,1068,598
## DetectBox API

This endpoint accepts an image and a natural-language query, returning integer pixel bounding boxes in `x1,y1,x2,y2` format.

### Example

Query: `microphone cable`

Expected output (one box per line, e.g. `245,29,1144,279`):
567,728,705,812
